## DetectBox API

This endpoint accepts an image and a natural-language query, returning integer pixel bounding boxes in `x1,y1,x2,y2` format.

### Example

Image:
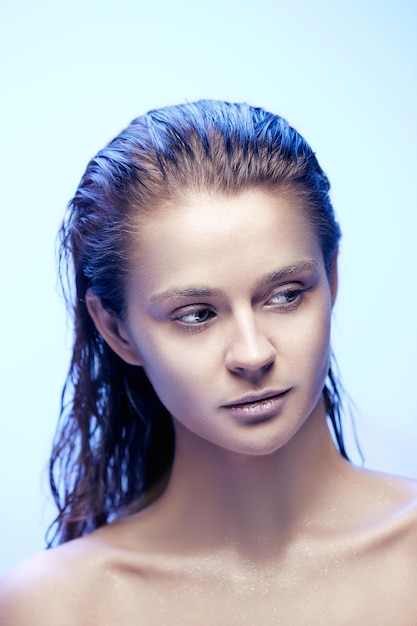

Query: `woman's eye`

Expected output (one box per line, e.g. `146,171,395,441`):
267,288,303,307
172,308,215,325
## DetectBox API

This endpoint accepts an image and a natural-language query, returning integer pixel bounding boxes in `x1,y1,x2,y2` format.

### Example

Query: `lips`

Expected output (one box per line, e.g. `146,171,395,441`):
222,389,291,424
223,389,290,408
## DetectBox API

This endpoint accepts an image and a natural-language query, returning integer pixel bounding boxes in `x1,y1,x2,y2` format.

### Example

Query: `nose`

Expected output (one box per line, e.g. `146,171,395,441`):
225,313,276,379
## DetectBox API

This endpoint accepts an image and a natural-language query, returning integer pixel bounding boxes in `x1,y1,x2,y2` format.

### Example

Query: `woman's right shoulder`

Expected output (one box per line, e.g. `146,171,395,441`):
0,535,112,626
0,550,73,625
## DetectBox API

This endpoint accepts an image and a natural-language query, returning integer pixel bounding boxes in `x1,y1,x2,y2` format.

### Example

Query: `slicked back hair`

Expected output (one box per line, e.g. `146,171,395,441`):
50,100,345,546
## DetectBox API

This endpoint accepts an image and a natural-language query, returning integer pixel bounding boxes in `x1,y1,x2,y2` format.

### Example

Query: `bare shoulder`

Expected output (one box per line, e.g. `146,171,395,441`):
383,473,417,547
372,470,417,525
360,471,417,620
348,470,417,594
352,469,417,542
0,533,122,626
0,549,73,625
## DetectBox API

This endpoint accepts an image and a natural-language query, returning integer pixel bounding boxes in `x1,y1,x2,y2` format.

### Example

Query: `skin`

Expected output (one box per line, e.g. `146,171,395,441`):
1,189,417,625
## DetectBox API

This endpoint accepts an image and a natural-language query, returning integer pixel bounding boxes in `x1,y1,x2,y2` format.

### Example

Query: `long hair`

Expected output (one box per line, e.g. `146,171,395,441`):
48,100,346,546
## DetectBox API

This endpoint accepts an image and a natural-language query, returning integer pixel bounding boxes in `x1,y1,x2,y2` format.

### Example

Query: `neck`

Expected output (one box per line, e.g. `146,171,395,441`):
151,400,349,558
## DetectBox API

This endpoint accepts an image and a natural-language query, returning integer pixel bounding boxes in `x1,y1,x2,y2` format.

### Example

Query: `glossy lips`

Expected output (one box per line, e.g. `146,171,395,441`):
222,389,291,424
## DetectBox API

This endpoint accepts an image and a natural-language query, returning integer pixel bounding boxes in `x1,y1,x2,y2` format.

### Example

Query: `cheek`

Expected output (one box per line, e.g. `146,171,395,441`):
285,303,332,373
139,338,209,414
306,308,332,379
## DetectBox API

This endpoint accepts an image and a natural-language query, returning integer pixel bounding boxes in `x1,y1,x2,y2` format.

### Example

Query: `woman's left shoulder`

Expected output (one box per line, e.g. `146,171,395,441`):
363,471,417,552
390,474,417,538
381,471,417,513
345,470,417,620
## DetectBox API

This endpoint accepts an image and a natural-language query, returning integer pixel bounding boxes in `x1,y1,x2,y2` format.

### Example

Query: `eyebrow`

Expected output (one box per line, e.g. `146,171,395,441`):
261,260,319,285
149,286,222,304
149,260,318,304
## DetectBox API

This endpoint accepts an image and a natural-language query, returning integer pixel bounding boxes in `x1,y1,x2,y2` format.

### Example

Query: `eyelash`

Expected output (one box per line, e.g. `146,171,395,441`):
266,287,306,309
171,308,216,326
170,286,308,328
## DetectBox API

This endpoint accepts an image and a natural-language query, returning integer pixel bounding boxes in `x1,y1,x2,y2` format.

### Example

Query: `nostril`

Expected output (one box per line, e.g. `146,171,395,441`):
262,359,274,373
226,340,276,375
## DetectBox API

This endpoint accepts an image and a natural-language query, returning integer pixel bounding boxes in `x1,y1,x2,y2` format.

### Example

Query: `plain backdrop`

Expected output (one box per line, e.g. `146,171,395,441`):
1,0,416,575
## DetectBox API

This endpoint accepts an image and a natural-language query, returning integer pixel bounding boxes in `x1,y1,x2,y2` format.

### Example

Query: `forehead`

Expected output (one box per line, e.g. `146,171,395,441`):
128,190,322,292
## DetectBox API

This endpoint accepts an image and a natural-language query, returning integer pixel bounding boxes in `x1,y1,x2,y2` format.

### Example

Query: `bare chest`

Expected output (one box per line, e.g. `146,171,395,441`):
79,552,417,626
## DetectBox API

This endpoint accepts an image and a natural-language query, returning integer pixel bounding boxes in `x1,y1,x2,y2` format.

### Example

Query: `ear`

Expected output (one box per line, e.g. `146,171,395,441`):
85,290,143,366
330,248,338,306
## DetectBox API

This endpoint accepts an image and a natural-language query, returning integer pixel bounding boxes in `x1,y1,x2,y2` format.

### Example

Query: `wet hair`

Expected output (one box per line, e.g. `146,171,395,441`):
48,100,345,546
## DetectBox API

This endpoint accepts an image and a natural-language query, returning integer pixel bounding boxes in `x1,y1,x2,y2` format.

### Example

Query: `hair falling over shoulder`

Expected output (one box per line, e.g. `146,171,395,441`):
47,100,350,547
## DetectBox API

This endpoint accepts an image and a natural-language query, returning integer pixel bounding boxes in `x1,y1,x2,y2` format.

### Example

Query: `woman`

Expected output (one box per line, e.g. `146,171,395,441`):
1,100,417,625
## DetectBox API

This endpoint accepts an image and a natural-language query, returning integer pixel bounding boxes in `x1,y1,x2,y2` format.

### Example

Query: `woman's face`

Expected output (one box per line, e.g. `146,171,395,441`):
118,190,336,456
